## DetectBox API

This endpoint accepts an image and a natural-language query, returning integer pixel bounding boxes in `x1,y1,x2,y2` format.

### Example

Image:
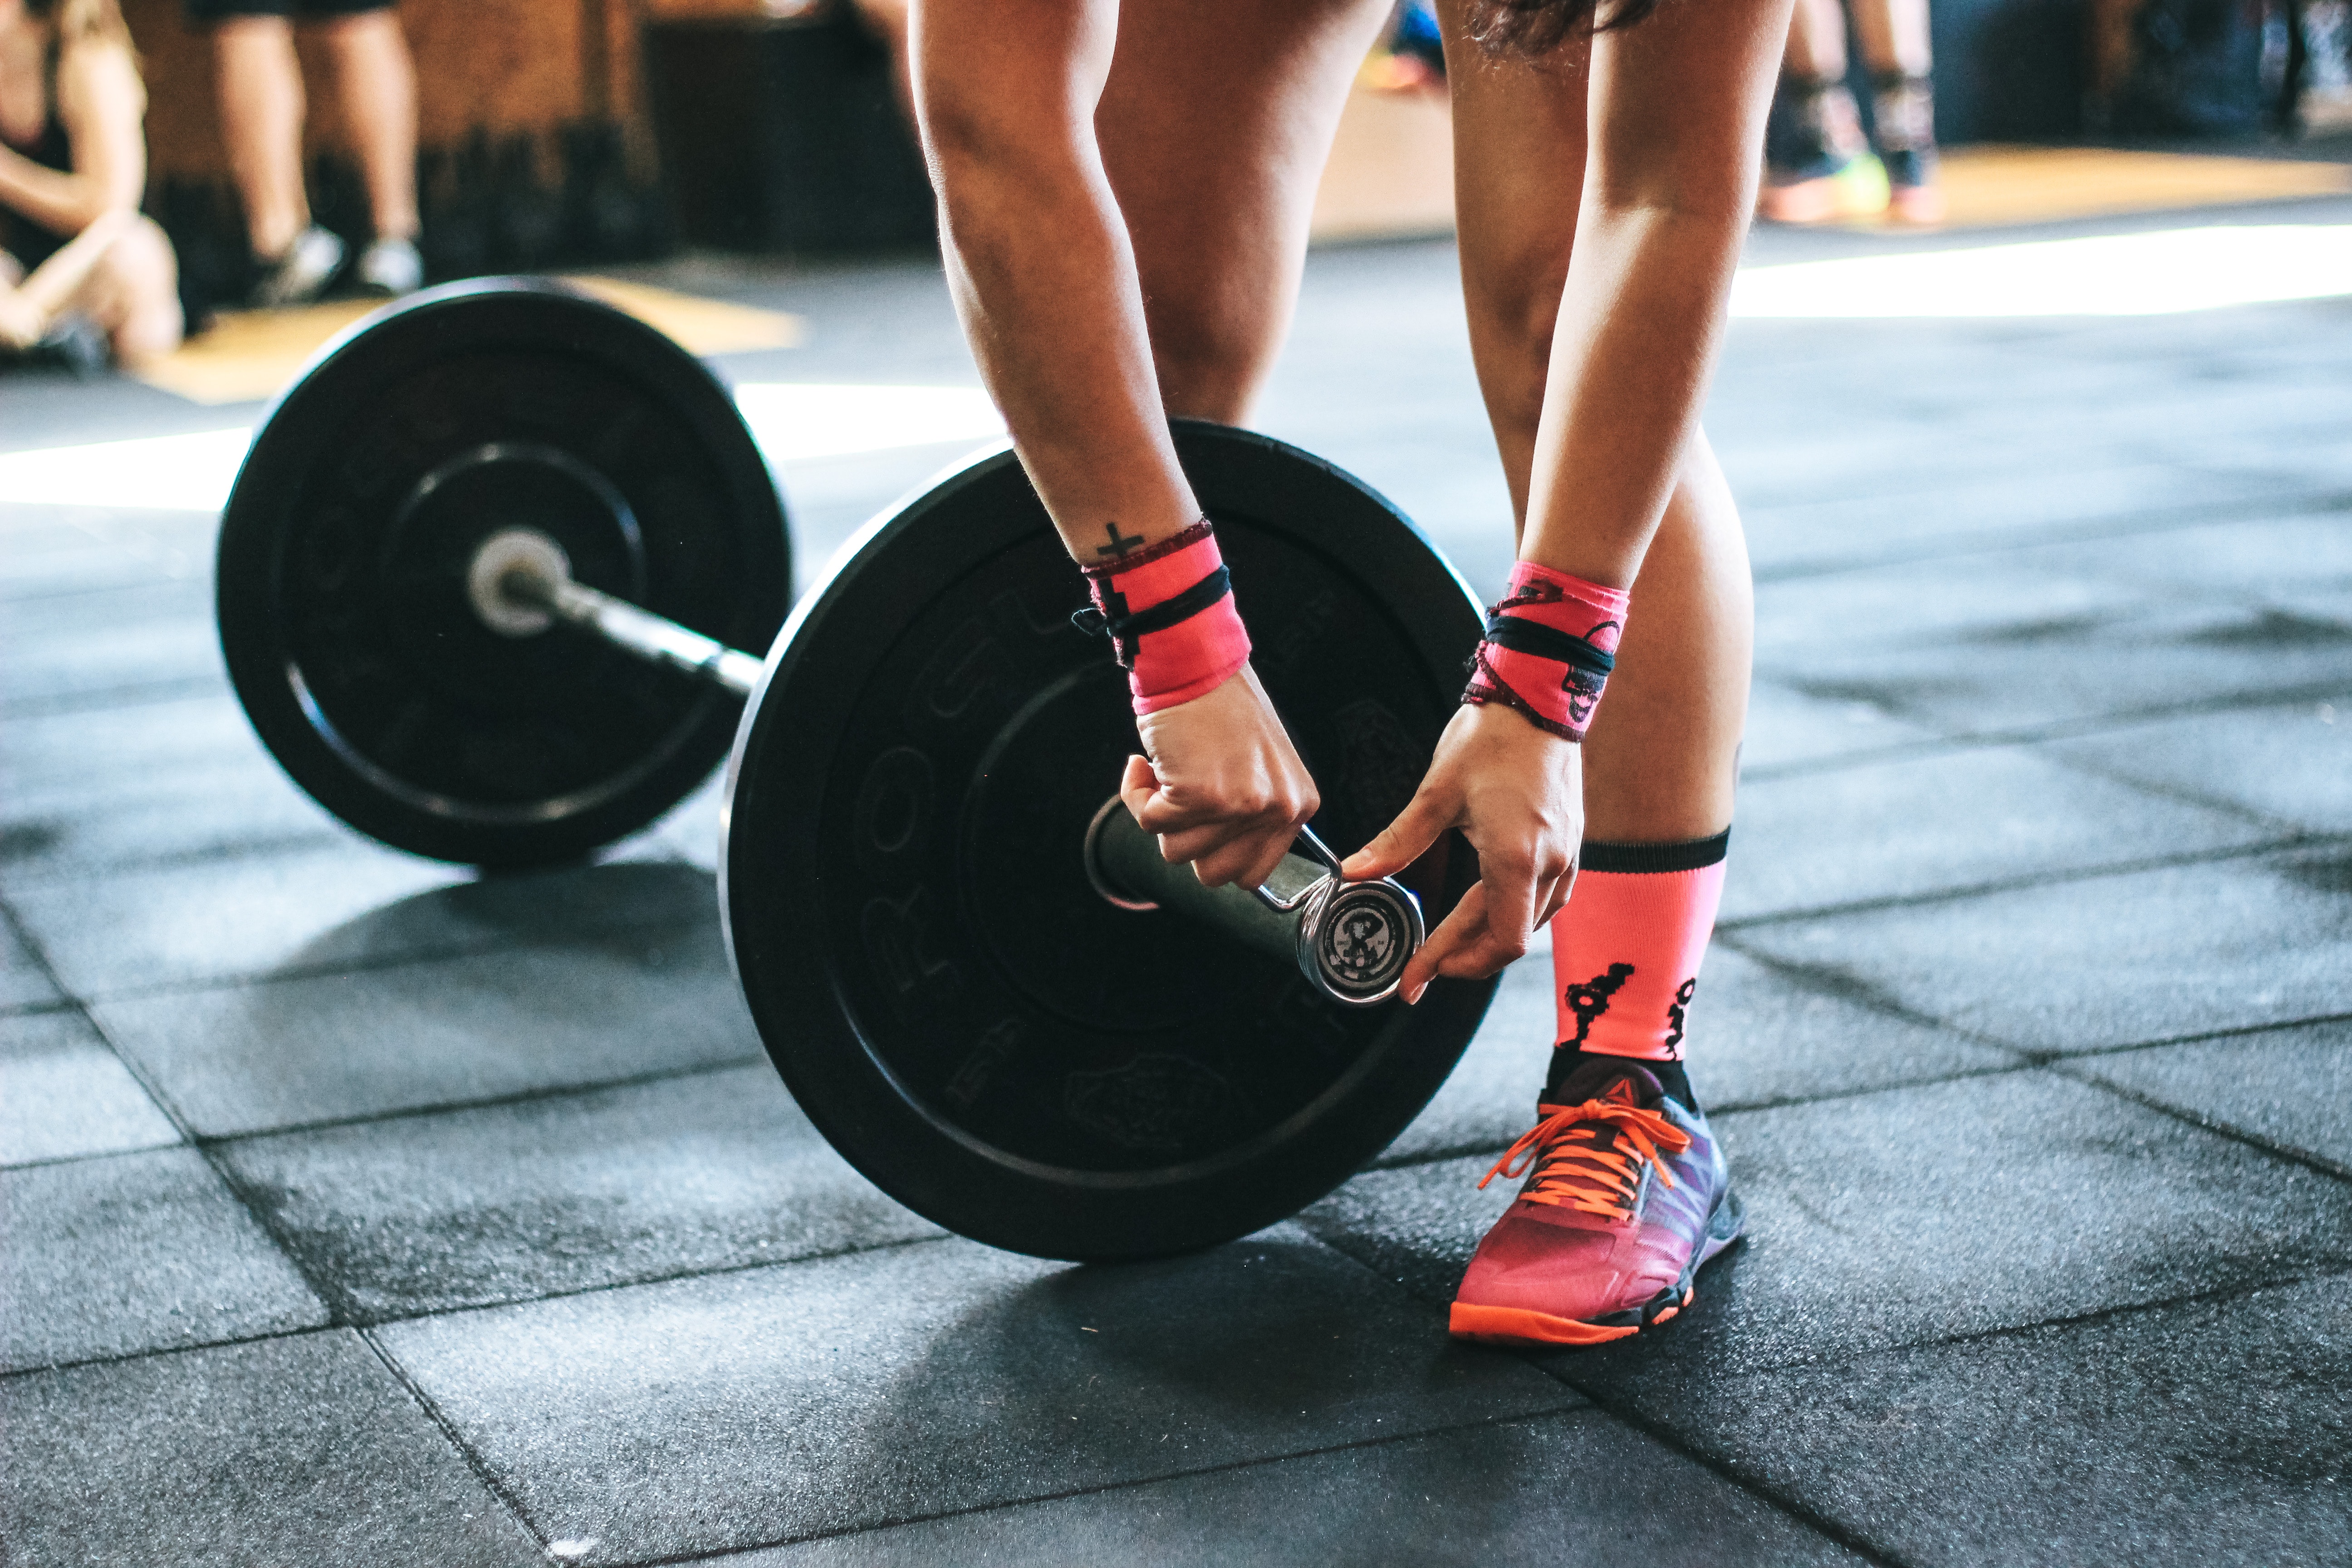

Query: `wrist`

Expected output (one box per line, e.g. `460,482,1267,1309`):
1460,560,1628,743
1072,518,1253,717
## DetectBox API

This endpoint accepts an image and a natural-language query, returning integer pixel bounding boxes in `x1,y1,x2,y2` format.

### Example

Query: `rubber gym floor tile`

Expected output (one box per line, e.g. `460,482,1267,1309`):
0,1330,543,1568
1719,742,2274,922
2025,512,2352,600
94,921,763,1137
720,1409,1863,1568
1739,461,2283,582
374,1227,1581,1563
0,578,223,715
1606,1274,2352,1568
1753,553,2156,661
12,845,709,1000
0,692,348,882
1738,677,1940,775
0,911,64,1012
1755,599,2352,737
2043,697,2352,834
0,505,215,597
220,1064,941,1322
1379,944,2009,1167
0,1007,178,1167
1733,846,2352,1054
2073,1018,2352,1173
1303,1072,2352,1376
0,1146,324,1372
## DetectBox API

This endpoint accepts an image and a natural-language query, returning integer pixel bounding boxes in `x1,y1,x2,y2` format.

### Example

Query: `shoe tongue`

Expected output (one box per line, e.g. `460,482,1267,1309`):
1544,1055,1666,1113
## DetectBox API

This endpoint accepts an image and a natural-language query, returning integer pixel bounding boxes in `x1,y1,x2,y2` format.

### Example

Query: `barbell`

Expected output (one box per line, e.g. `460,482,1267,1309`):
216,278,1497,1259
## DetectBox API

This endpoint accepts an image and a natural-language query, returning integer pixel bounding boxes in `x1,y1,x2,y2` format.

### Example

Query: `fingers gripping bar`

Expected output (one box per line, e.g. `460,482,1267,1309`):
1084,799,1425,1007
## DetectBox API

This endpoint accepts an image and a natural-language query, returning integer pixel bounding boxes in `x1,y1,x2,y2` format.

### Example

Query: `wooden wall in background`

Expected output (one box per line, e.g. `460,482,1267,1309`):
126,0,652,185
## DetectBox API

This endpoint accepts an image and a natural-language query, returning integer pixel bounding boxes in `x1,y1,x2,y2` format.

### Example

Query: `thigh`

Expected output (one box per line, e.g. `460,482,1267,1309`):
1434,0,1589,527
1095,0,1391,421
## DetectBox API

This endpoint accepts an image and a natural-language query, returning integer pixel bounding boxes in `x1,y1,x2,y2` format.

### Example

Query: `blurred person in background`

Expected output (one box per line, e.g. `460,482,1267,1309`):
0,0,182,367
191,0,421,304
1757,0,1941,224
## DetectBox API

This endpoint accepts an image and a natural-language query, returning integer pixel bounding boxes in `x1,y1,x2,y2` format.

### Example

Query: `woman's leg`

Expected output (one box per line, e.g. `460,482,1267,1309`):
1093,0,1395,421
1438,4,1750,848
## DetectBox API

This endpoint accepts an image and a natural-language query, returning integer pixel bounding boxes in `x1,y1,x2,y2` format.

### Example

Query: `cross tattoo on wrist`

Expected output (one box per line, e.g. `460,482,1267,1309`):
1095,522,1146,561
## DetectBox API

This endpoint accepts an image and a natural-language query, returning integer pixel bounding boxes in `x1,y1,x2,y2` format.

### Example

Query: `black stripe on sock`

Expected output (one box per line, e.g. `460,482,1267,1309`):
1578,828,1730,876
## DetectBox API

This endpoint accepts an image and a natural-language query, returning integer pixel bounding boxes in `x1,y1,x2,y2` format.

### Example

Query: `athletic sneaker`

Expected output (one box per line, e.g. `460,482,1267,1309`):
1449,1055,1743,1348
1757,77,1886,226
355,235,425,297
250,224,346,309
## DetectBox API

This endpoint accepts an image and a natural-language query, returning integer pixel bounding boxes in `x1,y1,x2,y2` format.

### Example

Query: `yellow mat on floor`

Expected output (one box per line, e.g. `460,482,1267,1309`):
1842,145,2352,231
136,276,804,407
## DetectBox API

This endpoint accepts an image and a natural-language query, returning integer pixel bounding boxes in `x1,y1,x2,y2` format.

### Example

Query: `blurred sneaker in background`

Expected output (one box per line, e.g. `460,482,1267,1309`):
1758,75,1888,225
1873,72,1945,225
250,224,345,309
355,235,424,297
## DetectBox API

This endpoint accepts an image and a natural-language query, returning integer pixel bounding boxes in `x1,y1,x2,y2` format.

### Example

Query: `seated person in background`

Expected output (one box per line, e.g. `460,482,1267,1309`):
192,0,421,304
0,0,182,367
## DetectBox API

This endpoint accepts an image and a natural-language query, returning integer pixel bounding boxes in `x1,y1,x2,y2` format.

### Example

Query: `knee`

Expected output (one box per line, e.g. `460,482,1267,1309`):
1465,263,1564,431
1145,292,1264,423
99,218,184,362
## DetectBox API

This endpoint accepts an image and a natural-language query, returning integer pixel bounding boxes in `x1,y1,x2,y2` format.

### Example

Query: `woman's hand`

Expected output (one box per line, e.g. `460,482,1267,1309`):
1340,702,1584,1003
1121,664,1320,892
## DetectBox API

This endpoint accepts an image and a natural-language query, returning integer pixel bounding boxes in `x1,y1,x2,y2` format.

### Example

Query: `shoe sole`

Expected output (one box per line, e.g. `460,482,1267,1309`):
1448,1188,1746,1349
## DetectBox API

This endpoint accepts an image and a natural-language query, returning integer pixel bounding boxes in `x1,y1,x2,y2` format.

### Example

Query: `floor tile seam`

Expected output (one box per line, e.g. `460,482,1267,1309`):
0,1318,337,1382
1510,1364,1908,1568
355,1324,555,1556
59,903,731,1008
0,573,211,609
1706,1263,2352,1386
0,677,230,721
1705,934,2040,1057
343,1230,956,1333
591,1410,1621,1568
1715,831,2342,935
2029,1005,2352,1064
0,900,212,1157
66,980,366,1326
0,1133,186,1175
2047,1064,2352,1186
0,1232,962,1382
1745,485,2352,585
187,1053,774,1150
1740,678,2352,784
0,831,367,892
1990,744,2320,838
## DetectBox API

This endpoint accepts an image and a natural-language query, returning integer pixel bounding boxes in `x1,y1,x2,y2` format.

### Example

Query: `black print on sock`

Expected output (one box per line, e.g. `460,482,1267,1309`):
1563,963,1636,1046
1662,977,1697,1058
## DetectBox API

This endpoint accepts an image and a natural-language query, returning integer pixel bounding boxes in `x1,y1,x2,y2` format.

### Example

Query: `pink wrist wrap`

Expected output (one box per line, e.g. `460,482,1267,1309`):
1075,518,1253,716
1461,561,1629,743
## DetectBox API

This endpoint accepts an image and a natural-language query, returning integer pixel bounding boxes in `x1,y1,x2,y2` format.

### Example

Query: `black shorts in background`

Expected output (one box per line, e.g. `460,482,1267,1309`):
184,0,394,22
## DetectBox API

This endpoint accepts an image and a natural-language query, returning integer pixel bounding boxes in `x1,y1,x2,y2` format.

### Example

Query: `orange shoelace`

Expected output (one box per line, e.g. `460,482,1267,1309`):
1476,1094,1693,1220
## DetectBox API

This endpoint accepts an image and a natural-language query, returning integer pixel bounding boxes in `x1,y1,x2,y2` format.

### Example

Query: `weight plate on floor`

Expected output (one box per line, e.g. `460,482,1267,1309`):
216,278,791,867
724,421,1495,1260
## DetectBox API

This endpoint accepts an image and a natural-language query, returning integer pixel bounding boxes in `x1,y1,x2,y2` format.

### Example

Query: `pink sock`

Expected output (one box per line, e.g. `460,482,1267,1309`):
1548,831,1730,1066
